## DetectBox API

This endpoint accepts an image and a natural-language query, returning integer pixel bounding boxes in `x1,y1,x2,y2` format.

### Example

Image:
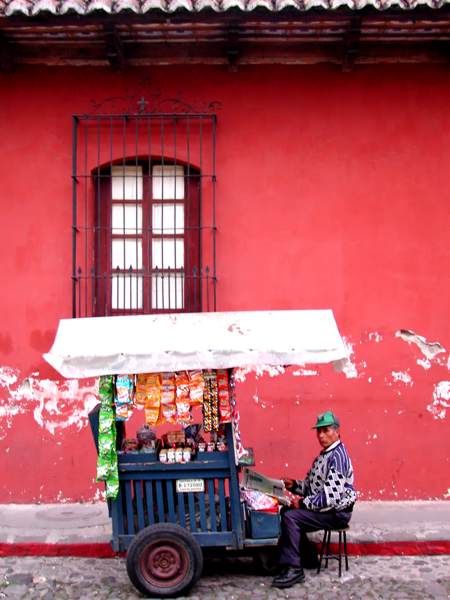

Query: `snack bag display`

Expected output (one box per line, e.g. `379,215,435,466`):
115,374,134,422
136,373,161,406
116,403,131,421
241,489,279,512
188,370,205,406
175,371,191,423
96,375,119,500
203,370,219,432
160,372,176,423
99,375,114,408
98,405,114,434
145,405,160,426
136,374,161,425
217,369,232,423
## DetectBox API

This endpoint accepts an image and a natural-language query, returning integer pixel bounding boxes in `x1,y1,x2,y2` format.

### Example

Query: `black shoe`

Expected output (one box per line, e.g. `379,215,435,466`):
272,567,305,588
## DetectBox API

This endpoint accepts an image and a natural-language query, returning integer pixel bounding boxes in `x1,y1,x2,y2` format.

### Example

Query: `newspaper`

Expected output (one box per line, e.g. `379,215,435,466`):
242,468,290,504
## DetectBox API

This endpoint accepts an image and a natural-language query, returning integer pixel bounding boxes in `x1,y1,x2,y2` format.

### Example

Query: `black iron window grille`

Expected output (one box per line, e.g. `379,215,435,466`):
72,112,217,318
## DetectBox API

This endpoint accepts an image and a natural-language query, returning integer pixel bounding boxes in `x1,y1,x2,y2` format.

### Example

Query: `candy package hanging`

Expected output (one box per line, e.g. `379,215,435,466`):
136,374,161,426
96,375,119,500
217,369,232,423
203,370,219,432
99,375,114,407
188,370,205,406
115,374,135,421
160,372,177,424
175,371,191,423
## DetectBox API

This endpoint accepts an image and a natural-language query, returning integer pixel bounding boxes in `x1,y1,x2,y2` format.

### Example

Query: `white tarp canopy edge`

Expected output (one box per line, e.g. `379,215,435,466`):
43,309,348,379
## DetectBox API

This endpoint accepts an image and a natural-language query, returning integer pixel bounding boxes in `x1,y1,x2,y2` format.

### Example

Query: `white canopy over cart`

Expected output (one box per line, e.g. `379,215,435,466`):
44,309,347,378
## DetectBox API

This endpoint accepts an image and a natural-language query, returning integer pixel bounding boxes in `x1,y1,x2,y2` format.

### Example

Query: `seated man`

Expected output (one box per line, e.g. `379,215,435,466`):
272,410,356,589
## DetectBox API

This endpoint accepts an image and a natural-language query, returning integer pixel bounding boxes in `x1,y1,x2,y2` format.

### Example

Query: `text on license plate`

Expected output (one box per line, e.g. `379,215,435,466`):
176,479,205,493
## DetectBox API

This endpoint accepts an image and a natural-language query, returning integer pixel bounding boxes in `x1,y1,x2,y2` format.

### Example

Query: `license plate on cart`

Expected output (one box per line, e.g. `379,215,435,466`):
176,479,205,493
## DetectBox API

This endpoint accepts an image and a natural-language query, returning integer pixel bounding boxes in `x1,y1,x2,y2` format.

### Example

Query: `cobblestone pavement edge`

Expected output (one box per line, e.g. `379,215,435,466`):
1,555,449,599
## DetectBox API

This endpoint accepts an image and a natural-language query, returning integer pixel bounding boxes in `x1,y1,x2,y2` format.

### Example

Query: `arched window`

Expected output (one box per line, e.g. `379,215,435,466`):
72,112,216,318
95,161,201,315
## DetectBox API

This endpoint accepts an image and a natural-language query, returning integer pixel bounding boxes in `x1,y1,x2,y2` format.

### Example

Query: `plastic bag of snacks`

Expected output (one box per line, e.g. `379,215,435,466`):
203,370,219,432
136,374,160,405
96,375,119,499
216,369,232,423
175,371,191,423
136,374,161,426
241,489,279,512
160,372,177,423
115,374,134,421
188,370,204,406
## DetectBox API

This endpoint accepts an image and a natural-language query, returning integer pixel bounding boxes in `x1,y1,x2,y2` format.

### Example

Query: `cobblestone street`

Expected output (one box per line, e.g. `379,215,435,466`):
0,555,449,600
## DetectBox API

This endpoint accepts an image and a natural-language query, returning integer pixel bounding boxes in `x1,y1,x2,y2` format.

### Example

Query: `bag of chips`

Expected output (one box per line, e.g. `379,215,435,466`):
160,372,176,423
115,374,134,422
115,403,132,421
96,375,119,500
217,369,232,423
136,373,161,406
188,370,205,406
98,406,114,434
105,472,119,500
145,406,160,426
175,371,191,423
99,375,114,408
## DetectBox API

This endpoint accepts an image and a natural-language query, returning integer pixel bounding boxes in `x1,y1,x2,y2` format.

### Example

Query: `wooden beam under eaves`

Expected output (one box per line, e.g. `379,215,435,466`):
226,25,241,72
0,33,15,70
341,16,361,72
103,24,125,71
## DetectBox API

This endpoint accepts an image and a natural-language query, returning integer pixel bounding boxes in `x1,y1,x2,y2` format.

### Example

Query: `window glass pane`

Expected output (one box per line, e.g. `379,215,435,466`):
152,239,184,269
112,274,143,310
152,274,184,310
152,204,184,235
112,239,142,269
111,166,143,200
152,165,184,200
112,205,142,234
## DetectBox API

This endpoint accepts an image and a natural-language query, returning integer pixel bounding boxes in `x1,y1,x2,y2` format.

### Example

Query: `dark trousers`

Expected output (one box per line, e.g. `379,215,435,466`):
278,507,352,568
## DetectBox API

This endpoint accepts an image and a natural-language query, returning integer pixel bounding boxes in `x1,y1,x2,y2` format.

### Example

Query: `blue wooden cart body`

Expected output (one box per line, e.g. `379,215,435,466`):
90,406,279,553
111,424,246,552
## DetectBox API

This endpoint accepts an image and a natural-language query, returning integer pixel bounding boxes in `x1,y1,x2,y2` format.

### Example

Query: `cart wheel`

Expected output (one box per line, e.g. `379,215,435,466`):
253,548,280,575
126,523,203,598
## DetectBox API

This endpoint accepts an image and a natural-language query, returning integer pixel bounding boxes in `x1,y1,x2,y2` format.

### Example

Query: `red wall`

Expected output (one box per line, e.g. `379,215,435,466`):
0,65,449,502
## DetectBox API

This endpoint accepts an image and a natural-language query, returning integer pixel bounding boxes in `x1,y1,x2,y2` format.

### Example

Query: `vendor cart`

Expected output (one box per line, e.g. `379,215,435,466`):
44,309,347,598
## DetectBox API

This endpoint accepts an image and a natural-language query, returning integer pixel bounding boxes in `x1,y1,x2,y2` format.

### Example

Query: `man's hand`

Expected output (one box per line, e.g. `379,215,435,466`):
291,496,303,509
283,478,296,491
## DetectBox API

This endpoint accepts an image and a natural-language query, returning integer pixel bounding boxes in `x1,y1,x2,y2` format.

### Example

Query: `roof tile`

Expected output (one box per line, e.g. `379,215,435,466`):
1,0,449,15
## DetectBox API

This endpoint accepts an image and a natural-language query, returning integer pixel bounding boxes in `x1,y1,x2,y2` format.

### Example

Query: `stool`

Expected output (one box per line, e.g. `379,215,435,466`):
317,527,349,577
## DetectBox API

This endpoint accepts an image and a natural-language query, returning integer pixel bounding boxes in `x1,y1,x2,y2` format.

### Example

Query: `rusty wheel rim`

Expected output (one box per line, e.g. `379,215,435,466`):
140,541,189,588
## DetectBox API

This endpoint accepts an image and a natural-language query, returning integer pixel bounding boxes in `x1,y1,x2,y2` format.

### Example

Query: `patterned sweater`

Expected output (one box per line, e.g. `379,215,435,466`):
294,440,356,512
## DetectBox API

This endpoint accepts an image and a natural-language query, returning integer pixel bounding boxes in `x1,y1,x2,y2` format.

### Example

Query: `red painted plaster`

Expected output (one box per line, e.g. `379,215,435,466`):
0,65,449,502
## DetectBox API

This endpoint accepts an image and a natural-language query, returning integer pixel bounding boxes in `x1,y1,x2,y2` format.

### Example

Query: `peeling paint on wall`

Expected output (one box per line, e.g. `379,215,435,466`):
333,339,358,379
417,358,432,370
391,371,414,386
0,366,98,440
427,381,450,420
368,332,383,342
292,368,318,376
395,329,446,360
233,364,285,382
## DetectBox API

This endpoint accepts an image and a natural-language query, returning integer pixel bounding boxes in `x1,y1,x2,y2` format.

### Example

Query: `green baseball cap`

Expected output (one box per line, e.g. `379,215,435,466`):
312,410,340,429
